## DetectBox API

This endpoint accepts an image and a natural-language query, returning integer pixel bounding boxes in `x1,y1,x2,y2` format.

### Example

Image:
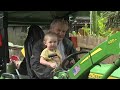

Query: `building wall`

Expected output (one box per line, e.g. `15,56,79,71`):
8,26,28,46
8,26,28,60
8,26,48,45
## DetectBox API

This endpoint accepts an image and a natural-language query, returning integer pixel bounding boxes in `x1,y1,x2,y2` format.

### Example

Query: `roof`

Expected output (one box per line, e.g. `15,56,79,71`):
7,11,76,25
7,11,90,25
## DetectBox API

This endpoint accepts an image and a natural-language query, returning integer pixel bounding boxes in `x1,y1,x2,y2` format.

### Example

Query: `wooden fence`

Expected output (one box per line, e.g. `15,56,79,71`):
77,35,107,49
76,35,117,64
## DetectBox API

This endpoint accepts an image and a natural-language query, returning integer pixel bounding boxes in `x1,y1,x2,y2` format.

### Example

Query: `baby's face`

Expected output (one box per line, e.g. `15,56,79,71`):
45,37,58,50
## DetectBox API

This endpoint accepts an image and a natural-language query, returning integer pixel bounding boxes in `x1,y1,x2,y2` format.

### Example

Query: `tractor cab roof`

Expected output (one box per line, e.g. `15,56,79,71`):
7,11,90,25
7,11,75,25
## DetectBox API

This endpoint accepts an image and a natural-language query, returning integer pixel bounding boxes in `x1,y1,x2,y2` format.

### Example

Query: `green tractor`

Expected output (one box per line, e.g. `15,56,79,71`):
52,31,120,79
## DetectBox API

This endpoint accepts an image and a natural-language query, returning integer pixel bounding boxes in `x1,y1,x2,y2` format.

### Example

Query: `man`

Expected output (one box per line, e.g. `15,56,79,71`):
30,19,77,79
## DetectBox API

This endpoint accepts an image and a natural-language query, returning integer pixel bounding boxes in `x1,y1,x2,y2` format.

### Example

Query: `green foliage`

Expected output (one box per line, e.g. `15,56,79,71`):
81,23,91,35
81,12,114,37
97,13,113,37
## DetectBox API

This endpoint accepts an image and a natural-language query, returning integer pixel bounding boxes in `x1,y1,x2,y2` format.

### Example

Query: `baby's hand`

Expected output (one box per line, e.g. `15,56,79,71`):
49,62,57,68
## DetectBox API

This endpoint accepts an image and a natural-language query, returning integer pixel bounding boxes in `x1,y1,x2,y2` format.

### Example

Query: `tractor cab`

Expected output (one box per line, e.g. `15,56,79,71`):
0,11,90,79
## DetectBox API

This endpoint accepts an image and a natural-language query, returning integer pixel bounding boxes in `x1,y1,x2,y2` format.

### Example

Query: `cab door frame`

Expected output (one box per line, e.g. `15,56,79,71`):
0,11,9,75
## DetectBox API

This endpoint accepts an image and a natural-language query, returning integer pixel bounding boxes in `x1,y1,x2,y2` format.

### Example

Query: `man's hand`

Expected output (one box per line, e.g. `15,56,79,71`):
67,59,76,68
70,59,75,65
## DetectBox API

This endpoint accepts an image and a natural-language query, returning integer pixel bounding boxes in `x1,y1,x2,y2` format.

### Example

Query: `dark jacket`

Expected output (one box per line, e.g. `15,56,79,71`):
30,38,77,79
21,24,45,79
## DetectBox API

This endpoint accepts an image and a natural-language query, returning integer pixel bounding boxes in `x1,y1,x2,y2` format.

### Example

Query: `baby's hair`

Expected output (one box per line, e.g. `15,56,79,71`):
44,31,58,42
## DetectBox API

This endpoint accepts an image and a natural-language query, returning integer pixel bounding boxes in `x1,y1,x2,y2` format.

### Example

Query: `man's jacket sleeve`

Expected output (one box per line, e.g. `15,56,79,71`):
30,40,53,79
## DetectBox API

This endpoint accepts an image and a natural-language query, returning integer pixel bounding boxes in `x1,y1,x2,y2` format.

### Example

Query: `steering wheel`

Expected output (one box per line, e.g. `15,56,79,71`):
61,51,89,71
